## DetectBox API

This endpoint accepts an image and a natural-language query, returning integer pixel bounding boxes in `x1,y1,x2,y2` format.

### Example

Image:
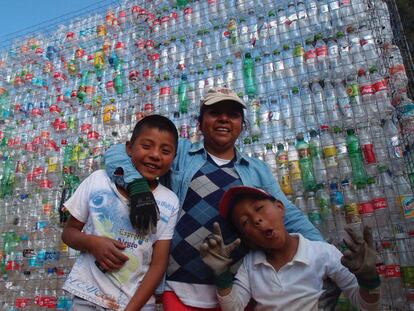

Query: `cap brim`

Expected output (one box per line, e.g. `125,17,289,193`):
203,96,247,109
219,186,273,219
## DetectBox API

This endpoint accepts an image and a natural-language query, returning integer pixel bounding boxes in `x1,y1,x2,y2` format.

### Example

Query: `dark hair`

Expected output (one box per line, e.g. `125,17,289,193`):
130,114,178,149
198,101,245,124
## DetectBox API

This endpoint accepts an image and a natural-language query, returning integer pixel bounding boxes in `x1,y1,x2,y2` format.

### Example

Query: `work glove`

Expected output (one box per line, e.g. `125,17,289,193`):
341,225,381,290
127,178,160,236
200,222,241,276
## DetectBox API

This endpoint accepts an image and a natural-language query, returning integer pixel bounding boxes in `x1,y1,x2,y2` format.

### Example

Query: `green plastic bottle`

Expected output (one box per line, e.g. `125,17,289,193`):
296,134,316,191
242,52,257,97
346,129,367,186
178,74,188,113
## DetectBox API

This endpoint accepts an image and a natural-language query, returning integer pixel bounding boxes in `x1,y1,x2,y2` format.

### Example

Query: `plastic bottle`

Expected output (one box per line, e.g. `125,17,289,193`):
280,91,294,140
316,183,335,239
311,81,328,127
346,128,368,186
287,139,303,193
367,176,392,241
264,143,277,178
342,179,361,233
337,31,354,77
307,191,323,233
346,75,367,124
296,133,316,191
269,95,284,143
358,69,378,121
242,52,257,97
334,79,353,126
309,130,328,184
330,182,346,240
370,66,394,117
320,125,338,180
301,81,317,131
323,79,341,125
357,184,377,237
382,242,406,309
276,143,293,196
291,87,306,134
304,38,319,82
295,191,307,213
315,33,329,79
383,119,404,172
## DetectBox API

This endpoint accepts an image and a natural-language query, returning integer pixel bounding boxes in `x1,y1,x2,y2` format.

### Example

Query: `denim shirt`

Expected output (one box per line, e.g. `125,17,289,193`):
104,139,323,241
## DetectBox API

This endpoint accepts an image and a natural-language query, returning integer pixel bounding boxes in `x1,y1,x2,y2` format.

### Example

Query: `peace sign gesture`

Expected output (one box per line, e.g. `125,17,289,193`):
200,222,241,276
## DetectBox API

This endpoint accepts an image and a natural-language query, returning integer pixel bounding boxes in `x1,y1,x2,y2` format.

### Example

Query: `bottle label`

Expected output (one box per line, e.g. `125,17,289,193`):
280,173,293,195
323,145,337,158
360,84,374,95
15,298,31,308
390,64,406,75
362,144,377,164
358,202,374,214
385,264,401,278
345,203,361,223
325,156,338,168
316,45,328,57
304,49,316,61
376,263,386,276
288,160,301,181
346,84,360,97
277,154,288,165
48,156,59,173
399,195,414,218
401,266,414,288
372,197,388,210
373,79,388,92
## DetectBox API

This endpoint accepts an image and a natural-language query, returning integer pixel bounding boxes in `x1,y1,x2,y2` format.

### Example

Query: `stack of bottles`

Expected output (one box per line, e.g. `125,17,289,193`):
0,0,413,310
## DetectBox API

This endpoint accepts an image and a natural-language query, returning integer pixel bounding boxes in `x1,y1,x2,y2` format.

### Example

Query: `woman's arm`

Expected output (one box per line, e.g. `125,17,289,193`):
62,215,129,272
124,240,171,311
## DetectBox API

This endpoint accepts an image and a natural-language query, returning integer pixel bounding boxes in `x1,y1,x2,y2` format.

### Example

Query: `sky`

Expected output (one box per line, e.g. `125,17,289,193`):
0,0,116,48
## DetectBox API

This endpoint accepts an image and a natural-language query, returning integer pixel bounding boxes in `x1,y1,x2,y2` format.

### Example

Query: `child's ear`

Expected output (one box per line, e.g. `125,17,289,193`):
125,141,132,157
273,200,285,214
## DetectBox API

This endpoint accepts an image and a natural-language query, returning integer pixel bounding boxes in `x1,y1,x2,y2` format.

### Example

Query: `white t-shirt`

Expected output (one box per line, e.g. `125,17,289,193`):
62,170,179,310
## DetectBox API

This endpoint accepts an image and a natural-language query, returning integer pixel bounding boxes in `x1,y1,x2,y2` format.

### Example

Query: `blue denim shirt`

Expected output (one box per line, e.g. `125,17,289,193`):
104,139,323,241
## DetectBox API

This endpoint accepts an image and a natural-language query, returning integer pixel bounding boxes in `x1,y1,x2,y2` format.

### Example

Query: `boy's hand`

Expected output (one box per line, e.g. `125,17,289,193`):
127,178,160,236
91,236,129,272
341,225,380,289
200,222,241,276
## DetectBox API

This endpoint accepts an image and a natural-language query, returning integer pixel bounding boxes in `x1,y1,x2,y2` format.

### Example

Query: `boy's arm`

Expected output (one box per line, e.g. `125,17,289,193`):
124,240,171,311
62,215,129,272
104,144,142,185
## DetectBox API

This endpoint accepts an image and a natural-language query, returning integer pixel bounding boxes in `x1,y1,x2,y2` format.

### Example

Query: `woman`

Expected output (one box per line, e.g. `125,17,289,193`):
104,87,323,310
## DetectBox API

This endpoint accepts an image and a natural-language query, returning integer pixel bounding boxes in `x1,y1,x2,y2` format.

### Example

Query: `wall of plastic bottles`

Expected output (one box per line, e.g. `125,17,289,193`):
0,0,413,310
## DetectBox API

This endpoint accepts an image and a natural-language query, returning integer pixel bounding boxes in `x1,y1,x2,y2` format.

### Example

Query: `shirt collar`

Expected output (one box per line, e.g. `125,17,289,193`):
188,141,250,165
252,233,311,267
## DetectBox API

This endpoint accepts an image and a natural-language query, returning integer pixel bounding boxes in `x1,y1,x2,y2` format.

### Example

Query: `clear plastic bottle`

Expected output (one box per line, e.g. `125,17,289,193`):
382,242,406,309
291,87,306,135
307,191,323,233
342,179,362,233
334,79,353,126
288,139,303,193
367,176,392,241
301,81,317,131
323,79,341,125
330,181,346,241
309,130,328,184
320,125,338,181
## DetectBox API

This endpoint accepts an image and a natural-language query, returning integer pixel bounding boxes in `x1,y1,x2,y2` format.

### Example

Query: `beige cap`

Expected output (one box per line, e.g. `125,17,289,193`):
200,87,247,109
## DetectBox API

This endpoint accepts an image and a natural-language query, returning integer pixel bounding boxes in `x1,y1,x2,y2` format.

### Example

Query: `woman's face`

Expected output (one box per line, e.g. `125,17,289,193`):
200,102,243,158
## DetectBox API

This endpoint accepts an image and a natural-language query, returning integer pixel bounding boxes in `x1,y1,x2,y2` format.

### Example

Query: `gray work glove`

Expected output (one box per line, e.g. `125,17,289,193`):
341,225,380,290
200,222,241,276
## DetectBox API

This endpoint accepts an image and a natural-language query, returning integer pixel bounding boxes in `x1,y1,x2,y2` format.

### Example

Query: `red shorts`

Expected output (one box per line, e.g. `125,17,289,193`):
162,291,255,311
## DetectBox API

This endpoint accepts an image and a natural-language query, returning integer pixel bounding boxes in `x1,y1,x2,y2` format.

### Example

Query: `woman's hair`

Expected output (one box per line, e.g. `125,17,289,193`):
130,114,178,149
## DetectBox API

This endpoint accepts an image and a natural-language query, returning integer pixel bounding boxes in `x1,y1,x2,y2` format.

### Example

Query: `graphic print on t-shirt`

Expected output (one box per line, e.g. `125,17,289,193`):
88,189,150,287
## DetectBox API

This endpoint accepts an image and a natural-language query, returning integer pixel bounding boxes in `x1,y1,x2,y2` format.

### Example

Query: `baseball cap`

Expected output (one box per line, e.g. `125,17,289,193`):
219,186,275,220
200,87,247,109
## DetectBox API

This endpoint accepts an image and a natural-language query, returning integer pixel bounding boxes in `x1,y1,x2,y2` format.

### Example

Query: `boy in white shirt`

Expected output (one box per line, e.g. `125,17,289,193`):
200,186,381,311
62,115,180,310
